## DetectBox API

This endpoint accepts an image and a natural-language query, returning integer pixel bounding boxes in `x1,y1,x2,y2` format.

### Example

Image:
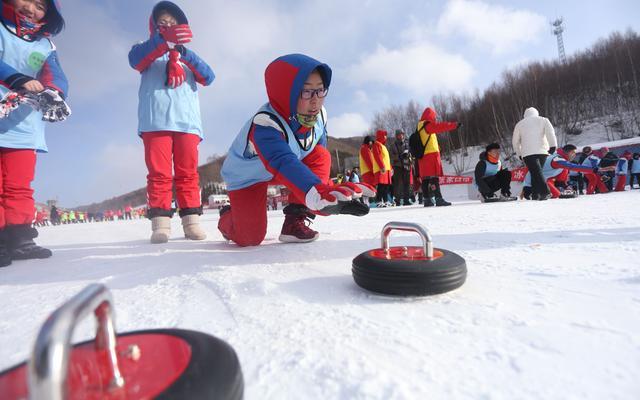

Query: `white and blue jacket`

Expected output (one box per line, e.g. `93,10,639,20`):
221,54,332,201
0,3,68,152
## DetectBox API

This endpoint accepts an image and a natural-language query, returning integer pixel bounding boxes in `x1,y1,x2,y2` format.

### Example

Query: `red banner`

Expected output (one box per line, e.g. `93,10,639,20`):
438,175,474,185
510,167,528,182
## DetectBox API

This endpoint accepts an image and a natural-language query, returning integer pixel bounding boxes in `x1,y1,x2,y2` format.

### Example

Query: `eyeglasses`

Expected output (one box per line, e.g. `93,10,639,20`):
300,88,328,100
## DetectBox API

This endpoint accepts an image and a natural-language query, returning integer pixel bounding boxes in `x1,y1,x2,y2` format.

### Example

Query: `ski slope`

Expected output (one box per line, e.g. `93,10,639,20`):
1,191,639,400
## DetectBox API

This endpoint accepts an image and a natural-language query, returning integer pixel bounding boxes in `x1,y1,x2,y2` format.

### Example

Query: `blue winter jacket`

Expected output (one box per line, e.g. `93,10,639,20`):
128,1,214,138
221,54,332,201
0,2,68,152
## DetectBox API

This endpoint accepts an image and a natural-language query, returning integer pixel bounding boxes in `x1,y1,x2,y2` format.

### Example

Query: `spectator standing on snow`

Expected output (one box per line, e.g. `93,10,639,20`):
411,107,459,207
129,1,214,243
124,204,133,220
0,0,69,266
630,153,640,189
359,136,376,188
351,167,361,183
50,205,60,225
512,107,558,201
389,129,412,206
372,130,393,206
614,151,631,191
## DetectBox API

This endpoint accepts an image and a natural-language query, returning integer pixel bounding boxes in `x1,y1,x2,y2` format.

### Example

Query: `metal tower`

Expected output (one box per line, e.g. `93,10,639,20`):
552,18,567,63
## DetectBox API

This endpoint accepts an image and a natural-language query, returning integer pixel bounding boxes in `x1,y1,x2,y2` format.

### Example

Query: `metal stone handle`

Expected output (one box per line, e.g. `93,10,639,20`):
381,222,434,258
28,284,125,400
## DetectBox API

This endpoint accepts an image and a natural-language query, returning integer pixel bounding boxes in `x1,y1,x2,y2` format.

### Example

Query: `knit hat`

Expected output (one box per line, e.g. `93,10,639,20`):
485,143,500,152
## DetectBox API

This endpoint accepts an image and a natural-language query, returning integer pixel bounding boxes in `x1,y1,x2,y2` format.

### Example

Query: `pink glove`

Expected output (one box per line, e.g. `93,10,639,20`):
159,24,193,45
165,49,186,88
336,182,377,199
305,184,353,212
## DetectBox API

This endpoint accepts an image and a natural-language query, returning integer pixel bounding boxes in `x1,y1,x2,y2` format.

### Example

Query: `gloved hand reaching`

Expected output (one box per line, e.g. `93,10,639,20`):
305,184,353,212
159,24,193,45
336,182,377,199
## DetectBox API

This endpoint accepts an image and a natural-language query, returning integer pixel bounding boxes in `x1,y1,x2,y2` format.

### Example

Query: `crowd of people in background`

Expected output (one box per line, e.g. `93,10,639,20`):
351,106,639,207
34,205,145,227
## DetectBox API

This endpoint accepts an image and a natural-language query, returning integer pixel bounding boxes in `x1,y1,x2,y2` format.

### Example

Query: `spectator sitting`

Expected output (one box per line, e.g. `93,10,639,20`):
598,147,619,191
523,144,607,199
474,143,515,202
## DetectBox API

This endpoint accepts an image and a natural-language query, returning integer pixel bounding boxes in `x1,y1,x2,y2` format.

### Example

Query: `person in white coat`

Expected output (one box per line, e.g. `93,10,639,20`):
512,107,558,200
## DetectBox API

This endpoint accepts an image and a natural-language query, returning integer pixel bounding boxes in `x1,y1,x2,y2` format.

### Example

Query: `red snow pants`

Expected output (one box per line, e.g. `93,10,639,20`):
615,175,627,191
218,145,331,247
585,174,608,194
142,132,201,211
0,148,36,228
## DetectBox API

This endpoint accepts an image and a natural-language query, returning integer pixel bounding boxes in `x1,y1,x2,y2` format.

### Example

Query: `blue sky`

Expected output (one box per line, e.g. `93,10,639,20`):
35,0,639,207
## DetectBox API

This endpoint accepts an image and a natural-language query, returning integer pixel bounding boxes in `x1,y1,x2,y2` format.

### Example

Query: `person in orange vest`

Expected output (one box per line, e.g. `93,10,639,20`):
359,136,376,188
372,130,393,206
414,107,459,207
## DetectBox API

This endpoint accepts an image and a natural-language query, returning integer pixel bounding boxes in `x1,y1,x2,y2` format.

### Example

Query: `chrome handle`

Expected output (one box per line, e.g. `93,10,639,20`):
28,284,124,400
381,222,433,258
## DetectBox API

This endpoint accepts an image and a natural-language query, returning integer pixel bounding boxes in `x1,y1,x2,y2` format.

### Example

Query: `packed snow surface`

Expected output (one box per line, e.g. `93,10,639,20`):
1,191,639,399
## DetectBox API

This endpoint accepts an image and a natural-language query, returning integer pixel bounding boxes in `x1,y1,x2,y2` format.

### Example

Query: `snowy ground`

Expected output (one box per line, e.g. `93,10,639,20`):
1,191,640,400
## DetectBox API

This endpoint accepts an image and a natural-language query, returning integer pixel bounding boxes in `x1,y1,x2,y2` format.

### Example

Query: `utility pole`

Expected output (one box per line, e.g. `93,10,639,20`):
552,17,567,64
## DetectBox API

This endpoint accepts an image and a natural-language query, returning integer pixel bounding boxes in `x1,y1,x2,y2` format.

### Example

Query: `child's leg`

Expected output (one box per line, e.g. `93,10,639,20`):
547,178,561,198
1,148,36,226
142,132,174,216
218,182,269,246
173,133,202,213
614,175,627,191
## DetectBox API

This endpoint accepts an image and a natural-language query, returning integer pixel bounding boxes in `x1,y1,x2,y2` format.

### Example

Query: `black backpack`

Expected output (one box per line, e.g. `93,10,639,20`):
409,126,431,159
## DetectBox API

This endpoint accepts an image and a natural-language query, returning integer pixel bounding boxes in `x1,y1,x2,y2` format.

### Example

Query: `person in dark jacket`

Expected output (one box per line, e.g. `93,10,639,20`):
474,143,515,201
569,146,593,194
389,129,412,206
598,147,619,191
630,153,640,189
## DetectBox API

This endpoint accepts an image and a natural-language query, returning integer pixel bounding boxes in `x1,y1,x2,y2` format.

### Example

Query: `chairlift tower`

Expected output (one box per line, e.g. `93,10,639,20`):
552,18,567,64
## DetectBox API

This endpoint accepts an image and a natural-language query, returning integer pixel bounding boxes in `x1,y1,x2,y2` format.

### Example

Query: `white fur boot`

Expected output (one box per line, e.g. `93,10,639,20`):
150,216,171,244
182,214,207,240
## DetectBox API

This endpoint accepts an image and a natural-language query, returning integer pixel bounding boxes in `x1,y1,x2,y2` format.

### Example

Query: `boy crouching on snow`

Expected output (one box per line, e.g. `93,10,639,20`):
219,54,375,246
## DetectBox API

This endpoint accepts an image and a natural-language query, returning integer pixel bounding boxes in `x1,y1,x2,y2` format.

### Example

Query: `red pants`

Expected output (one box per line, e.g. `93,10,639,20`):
218,145,331,246
0,148,36,229
615,175,627,191
585,174,608,194
143,132,201,210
